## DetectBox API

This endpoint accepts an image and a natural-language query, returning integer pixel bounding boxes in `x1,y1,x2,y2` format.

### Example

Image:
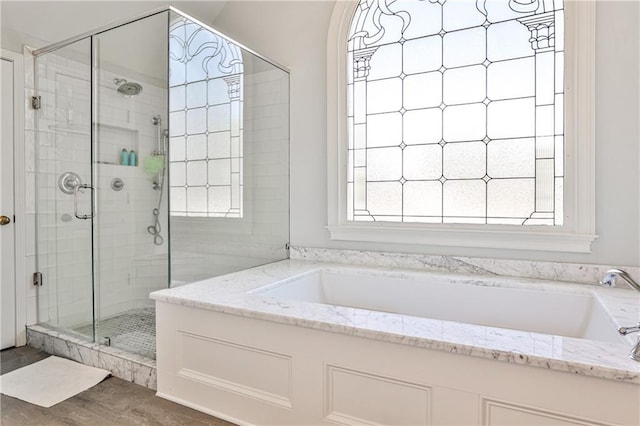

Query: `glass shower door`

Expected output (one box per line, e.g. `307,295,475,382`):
92,11,169,358
34,38,95,338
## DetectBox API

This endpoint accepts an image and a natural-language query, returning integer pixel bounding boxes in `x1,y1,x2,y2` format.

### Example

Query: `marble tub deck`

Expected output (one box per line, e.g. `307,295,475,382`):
27,325,157,390
151,258,640,384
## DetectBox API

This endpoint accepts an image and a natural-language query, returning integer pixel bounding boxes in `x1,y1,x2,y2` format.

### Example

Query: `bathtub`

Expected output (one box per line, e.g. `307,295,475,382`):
152,260,640,426
255,268,624,344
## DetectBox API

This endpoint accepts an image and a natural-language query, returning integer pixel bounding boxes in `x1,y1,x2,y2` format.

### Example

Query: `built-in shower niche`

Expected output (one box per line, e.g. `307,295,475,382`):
95,124,138,166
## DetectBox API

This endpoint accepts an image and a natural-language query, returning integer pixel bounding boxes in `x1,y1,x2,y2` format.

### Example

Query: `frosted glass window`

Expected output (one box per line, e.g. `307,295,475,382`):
208,79,230,105
367,182,403,217
208,187,231,216
367,113,402,148
487,138,535,178
208,131,231,159
443,142,486,179
186,107,207,134
395,0,441,39
443,104,486,142
347,0,564,225
403,145,442,180
367,147,402,181
170,162,186,187
442,0,486,32
186,81,207,108
403,36,442,75
403,181,442,217
367,78,403,114
442,27,486,68
169,111,185,137
169,85,185,111
487,21,535,62
368,44,403,80
487,178,535,219
443,180,486,218
403,72,442,110
487,98,535,139
208,104,231,133
443,65,486,105
487,57,535,100
170,137,185,162
187,187,207,213
170,187,186,213
403,108,442,145
169,17,243,218
186,134,207,161
186,160,207,186
208,159,231,186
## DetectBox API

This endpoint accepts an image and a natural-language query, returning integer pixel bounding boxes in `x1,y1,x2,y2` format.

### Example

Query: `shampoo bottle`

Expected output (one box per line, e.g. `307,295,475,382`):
120,148,130,166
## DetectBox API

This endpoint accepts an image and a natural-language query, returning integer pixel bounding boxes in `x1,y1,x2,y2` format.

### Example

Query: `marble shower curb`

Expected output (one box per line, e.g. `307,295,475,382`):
26,325,156,390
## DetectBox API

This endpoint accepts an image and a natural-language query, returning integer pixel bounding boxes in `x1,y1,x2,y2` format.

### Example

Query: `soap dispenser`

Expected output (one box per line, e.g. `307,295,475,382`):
129,150,137,166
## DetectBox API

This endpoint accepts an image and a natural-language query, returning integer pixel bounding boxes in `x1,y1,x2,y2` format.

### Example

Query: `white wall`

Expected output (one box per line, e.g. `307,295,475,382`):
208,0,640,267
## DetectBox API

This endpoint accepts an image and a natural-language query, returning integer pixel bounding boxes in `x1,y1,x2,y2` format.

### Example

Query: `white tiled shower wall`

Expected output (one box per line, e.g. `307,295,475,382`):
94,66,169,319
24,47,169,330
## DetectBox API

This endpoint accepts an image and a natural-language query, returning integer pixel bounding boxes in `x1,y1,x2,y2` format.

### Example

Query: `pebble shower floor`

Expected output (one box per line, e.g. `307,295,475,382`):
74,307,156,359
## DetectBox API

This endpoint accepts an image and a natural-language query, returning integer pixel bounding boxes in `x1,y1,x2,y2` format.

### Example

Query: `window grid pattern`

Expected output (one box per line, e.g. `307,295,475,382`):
169,17,244,218
347,0,564,225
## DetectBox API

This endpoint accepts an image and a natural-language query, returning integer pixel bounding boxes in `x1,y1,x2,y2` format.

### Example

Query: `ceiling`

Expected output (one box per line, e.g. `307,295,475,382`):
1,1,229,83
1,1,229,49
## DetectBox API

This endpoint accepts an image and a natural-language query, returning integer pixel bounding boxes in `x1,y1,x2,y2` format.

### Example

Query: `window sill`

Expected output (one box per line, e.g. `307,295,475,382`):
327,224,597,253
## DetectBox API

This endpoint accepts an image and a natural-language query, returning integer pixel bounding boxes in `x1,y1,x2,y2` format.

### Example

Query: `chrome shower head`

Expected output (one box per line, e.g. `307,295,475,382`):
113,78,143,97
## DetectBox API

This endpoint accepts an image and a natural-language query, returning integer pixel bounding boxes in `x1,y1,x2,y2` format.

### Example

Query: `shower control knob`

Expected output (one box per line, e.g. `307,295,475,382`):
111,177,125,191
0,215,10,225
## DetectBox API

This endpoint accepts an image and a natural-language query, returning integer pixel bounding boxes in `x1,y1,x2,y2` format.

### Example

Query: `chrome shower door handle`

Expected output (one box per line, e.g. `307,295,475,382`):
73,184,95,219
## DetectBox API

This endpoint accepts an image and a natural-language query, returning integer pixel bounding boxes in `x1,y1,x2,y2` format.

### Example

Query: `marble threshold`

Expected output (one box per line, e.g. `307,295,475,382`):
26,324,156,390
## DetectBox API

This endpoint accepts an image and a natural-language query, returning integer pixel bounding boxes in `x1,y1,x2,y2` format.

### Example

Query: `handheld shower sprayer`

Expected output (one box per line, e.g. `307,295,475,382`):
146,114,168,245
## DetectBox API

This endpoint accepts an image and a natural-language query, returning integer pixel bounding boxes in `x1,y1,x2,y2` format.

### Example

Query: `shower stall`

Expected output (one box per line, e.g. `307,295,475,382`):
32,7,290,360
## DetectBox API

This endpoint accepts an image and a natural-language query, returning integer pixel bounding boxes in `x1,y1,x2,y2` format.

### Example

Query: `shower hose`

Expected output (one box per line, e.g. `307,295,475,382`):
147,164,165,245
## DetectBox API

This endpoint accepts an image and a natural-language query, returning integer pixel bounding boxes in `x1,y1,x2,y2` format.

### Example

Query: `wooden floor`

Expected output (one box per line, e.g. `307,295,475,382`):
1,346,235,425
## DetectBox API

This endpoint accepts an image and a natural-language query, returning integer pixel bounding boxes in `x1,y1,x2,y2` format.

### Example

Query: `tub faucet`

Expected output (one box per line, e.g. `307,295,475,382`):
599,269,640,292
618,323,640,362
